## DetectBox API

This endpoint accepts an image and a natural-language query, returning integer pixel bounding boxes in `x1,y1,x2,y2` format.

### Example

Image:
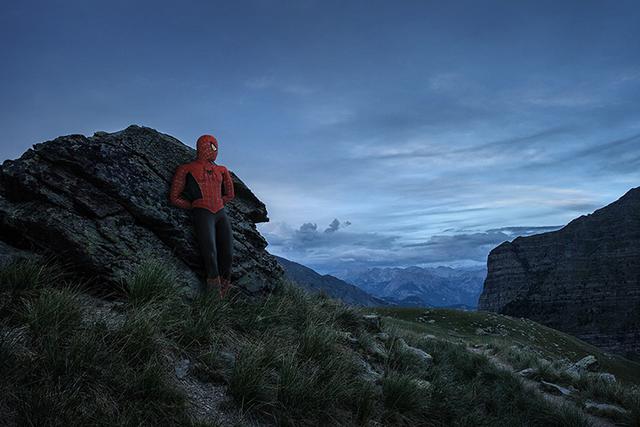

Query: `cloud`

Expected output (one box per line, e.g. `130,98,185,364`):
485,226,563,237
346,127,572,162
521,132,640,174
324,218,340,233
260,219,563,274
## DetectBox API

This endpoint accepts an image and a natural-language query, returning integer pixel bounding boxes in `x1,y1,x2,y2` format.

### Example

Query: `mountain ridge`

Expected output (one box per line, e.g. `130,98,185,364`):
337,265,486,309
273,255,387,307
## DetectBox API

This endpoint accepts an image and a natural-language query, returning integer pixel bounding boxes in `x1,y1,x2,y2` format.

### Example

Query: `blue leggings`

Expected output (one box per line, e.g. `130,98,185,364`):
191,207,233,281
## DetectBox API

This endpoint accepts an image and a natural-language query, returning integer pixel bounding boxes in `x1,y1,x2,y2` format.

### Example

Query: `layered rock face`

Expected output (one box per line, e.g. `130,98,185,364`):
479,188,640,359
0,125,284,296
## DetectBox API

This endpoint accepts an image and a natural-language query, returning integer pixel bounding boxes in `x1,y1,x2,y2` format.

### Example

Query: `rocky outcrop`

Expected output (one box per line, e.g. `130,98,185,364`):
478,187,640,359
0,125,284,296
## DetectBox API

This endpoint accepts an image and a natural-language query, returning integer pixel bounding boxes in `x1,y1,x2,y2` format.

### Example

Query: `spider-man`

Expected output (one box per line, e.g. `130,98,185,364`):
169,134,235,298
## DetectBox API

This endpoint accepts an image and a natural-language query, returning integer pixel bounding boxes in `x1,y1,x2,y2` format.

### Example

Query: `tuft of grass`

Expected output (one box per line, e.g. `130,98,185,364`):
381,371,430,423
22,286,83,338
228,338,277,412
629,392,640,427
350,378,379,426
109,306,163,366
0,258,66,295
298,317,339,361
122,259,181,306
170,293,231,349
384,333,429,374
528,402,594,427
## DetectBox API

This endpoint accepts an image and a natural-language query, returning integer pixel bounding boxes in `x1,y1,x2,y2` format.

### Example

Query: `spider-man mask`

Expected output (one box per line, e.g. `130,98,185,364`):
196,134,218,162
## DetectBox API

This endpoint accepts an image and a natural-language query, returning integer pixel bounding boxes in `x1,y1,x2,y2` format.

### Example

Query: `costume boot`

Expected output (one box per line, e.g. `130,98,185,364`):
205,276,222,296
220,277,233,299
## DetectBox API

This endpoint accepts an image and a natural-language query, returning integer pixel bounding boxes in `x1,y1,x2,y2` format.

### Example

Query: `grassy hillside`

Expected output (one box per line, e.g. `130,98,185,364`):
1,258,638,426
374,307,640,385
375,306,640,426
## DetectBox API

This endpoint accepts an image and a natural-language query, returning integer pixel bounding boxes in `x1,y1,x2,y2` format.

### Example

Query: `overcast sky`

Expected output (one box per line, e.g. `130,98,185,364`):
1,0,639,275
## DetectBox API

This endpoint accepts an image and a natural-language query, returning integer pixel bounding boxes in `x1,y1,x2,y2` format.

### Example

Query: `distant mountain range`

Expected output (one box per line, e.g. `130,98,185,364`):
273,255,387,307
334,266,486,309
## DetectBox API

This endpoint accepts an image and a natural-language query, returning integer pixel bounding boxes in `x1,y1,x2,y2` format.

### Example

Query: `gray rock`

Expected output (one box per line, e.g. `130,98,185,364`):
539,380,573,396
478,187,640,358
175,358,190,379
362,314,382,332
566,355,599,378
338,331,359,345
0,125,284,296
573,355,599,371
374,332,390,342
366,339,388,360
354,356,382,383
517,367,538,378
397,338,433,366
583,400,629,416
596,372,616,383
475,326,507,336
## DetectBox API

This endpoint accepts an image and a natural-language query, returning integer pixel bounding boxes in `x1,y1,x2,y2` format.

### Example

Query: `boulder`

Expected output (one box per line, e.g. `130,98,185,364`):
0,125,284,296
595,372,616,383
583,400,629,417
565,355,599,378
353,356,382,383
397,338,433,366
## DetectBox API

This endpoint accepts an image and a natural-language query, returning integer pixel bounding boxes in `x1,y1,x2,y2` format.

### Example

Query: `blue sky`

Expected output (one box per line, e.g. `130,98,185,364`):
1,0,639,275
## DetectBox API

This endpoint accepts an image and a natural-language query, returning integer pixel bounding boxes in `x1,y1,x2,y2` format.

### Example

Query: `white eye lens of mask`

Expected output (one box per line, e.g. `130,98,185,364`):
211,143,217,150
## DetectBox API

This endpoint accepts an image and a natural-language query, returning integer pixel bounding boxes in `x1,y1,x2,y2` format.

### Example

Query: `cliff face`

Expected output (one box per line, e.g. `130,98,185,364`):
478,188,640,359
0,125,284,296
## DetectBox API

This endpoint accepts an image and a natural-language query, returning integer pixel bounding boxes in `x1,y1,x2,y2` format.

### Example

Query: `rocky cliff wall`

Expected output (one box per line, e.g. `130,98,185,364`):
479,188,640,359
